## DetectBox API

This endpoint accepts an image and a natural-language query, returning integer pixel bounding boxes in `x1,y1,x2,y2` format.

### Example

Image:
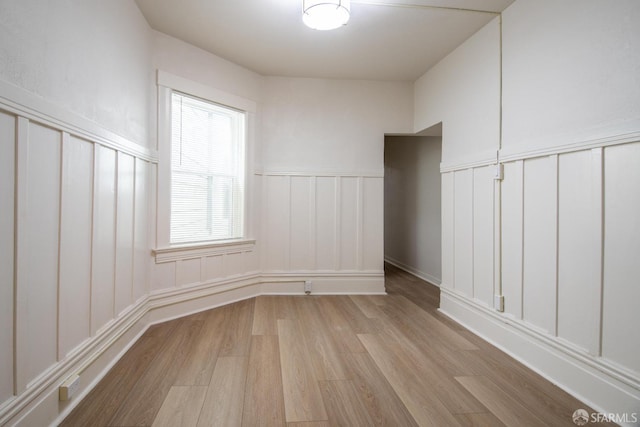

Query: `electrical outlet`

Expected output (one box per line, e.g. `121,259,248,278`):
494,164,504,180
59,374,80,401
494,295,505,312
304,280,312,294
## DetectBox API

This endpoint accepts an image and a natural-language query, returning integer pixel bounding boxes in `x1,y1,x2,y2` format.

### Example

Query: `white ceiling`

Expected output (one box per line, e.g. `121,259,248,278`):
135,0,514,81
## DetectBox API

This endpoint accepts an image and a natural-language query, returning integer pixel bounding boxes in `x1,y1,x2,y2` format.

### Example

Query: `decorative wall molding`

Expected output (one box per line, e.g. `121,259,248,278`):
255,170,385,178
153,239,257,263
0,78,157,163
499,130,640,164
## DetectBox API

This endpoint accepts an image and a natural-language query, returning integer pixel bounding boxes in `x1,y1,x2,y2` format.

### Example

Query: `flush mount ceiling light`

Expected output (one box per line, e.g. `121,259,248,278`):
302,0,350,31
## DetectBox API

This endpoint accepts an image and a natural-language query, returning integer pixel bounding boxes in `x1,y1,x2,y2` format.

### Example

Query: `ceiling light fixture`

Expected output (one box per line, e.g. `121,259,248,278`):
302,0,350,31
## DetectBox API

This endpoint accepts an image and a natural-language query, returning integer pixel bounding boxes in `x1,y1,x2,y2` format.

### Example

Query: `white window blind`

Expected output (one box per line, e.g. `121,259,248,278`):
170,92,245,244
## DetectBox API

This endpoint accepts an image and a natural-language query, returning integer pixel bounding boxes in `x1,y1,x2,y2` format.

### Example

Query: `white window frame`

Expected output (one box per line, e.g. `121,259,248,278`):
155,71,256,256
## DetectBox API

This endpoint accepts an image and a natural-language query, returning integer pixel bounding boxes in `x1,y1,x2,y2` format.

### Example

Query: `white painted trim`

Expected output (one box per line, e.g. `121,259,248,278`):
384,256,441,286
153,239,257,263
157,70,256,113
0,78,156,162
439,287,640,422
440,156,496,173
499,130,640,164
255,170,385,178
439,131,640,174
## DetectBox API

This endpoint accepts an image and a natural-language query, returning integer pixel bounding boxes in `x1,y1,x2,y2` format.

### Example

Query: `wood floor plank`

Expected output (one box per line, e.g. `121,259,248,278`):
358,333,464,427
314,296,368,353
455,375,550,427
197,356,248,427
242,335,286,427
287,422,331,427
62,266,609,427
219,299,255,357
174,308,227,385
342,352,418,426
252,296,279,335
151,386,208,427
107,316,205,426
295,297,349,380
454,412,508,427
60,319,180,427
277,318,328,423
380,327,487,415
380,294,478,351
318,380,374,427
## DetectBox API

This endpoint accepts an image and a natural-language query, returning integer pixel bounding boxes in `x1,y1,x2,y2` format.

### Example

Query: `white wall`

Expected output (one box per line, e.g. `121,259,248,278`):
0,0,152,146
414,17,501,166
384,136,442,284
501,0,640,154
415,0,640,419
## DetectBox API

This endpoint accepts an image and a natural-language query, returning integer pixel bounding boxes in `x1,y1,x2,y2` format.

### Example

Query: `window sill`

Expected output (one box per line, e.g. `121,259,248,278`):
153,238,256,263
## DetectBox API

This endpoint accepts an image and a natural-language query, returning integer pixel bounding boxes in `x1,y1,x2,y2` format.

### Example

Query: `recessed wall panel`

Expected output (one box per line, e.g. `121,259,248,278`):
441,172,454,289
316,177,336,270
473,166,494,307
24,122,61,383
602,142,640,373
91,146,117,335
522,156,557,334
454,169,473,297
133,159,149,302
115,153,134,315
290,176,312,270
501,160,523,318
557,150,600,353
59,135,93,358
339,177,358,270
0,111,15,403
265,176,289,271
362,177,383,271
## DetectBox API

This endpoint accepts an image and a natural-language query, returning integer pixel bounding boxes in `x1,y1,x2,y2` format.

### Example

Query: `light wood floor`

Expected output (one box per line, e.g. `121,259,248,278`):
61,264,611,426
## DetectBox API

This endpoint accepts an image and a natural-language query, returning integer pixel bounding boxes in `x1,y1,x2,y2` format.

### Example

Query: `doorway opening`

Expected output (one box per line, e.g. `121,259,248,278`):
383,122,442,287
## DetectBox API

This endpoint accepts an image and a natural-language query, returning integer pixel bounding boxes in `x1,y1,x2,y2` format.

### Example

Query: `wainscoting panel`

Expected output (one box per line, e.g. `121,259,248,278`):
0,110,15,406
21,121,61,387
557,150,601,354
260,173,384,282
339,177,359,270
501,160,523,319
264,175,290,270
472,165,495,307
91,145,117,336
441,172,454,290
115,152,135,316
602,142,640,374
290,176,313,271
133,158,150,303
0,80,158,426
453,169,473,297
59,135,94,359
362,176,383,271
315,176,337,270
522,155,558,335
440,137,640,420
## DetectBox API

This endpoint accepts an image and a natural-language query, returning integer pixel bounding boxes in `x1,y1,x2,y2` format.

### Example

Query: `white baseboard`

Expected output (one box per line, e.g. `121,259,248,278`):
384,256,441,286
439,288,640,427
0,271,385,427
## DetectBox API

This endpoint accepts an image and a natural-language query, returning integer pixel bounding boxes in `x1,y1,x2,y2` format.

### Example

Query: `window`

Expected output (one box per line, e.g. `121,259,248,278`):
170,92,245,244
